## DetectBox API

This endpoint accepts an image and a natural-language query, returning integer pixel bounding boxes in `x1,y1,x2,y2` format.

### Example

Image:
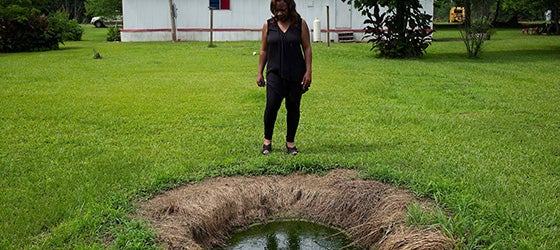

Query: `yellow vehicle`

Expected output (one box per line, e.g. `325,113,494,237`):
450,7,465,23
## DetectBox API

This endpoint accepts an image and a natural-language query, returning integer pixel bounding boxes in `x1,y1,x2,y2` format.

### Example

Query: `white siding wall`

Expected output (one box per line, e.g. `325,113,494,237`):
122,0,433,42
123,0,170,29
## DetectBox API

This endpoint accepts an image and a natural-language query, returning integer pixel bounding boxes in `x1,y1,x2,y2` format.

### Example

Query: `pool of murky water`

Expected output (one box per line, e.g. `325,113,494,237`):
225,220,357,250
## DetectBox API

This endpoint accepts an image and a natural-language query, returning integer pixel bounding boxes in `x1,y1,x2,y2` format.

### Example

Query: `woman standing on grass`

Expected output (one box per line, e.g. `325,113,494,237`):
256,0,312,155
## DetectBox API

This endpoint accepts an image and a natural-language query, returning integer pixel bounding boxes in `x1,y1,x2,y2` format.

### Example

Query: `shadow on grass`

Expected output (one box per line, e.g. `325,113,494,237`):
56,46,83,51
424,46,560,63
433,38,463,42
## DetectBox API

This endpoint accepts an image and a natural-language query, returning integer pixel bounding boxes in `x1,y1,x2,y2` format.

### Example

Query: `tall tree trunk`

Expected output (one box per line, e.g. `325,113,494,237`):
396,1,406,41
463,0,471,28
492,0,501,23
555,10,560,35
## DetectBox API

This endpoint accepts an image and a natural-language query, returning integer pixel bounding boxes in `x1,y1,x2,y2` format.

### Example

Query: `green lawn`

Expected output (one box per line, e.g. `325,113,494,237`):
1,26,559,249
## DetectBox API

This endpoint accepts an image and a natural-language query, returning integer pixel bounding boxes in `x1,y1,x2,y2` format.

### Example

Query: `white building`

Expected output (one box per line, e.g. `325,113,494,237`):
121,0,433,42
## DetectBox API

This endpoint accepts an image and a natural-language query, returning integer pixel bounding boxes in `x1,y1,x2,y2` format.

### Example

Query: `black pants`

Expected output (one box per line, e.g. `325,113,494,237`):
264,73,303,143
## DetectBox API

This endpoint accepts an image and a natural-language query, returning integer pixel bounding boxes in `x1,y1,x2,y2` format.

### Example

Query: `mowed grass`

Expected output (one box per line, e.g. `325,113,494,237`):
1,26,559,249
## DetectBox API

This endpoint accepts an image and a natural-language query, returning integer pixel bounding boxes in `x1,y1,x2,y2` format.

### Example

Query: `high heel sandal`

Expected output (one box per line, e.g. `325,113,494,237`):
286,144,298,155
262,144,272,155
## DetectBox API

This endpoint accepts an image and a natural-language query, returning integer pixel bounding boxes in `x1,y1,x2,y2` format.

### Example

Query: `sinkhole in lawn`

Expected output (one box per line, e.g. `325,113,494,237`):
225,220,358,250
136,169,453,249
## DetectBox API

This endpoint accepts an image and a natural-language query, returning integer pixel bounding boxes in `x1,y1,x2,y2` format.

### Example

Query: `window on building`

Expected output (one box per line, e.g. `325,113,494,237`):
210,0,230,10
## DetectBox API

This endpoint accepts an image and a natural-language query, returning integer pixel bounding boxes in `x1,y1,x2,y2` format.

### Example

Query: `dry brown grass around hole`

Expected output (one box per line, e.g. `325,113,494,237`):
135,169,453,249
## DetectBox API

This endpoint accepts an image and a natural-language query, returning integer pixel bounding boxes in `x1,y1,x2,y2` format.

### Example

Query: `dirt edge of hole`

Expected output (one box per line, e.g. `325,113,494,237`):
135,169,453,249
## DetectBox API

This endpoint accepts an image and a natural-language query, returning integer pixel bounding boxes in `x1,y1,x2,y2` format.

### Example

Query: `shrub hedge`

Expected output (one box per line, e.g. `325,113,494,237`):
0,5,83,53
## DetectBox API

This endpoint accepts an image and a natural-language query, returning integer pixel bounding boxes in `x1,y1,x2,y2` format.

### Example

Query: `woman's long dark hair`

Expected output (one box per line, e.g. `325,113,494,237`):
270,0,301,24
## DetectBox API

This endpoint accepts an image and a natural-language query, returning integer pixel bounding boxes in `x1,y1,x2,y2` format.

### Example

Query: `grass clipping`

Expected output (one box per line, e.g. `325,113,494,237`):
136,169,452,249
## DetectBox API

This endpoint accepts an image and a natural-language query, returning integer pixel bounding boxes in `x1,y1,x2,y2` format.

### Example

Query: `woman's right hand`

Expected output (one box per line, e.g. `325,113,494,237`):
256,74,265,87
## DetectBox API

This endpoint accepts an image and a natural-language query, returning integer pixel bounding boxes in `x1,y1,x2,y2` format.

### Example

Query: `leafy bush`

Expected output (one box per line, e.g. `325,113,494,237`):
0,5,60,52
0,6,83,53
459,17,495,58
48,12,83,42
63,19,84,41
343,0,433,58
106,26,121,42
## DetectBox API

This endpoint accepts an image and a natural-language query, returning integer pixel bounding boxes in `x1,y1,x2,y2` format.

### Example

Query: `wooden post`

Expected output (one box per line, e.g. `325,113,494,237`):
169,0,177,42
326,5,330,48
209,7,215,47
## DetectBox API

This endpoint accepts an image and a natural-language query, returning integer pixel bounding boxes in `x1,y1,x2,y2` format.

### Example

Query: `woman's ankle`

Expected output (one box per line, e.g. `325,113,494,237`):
264,139,272,146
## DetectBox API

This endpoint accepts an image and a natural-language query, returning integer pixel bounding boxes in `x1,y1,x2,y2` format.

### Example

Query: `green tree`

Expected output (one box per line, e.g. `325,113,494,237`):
436,0,559,34
502,0,560,34
53,0,87,22
433,0,453,22
1,0,87,21
341,0,433,58
85,0,121,17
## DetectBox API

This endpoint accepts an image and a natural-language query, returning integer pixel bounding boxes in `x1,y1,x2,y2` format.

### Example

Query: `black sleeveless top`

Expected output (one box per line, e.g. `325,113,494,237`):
266,18,306,82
